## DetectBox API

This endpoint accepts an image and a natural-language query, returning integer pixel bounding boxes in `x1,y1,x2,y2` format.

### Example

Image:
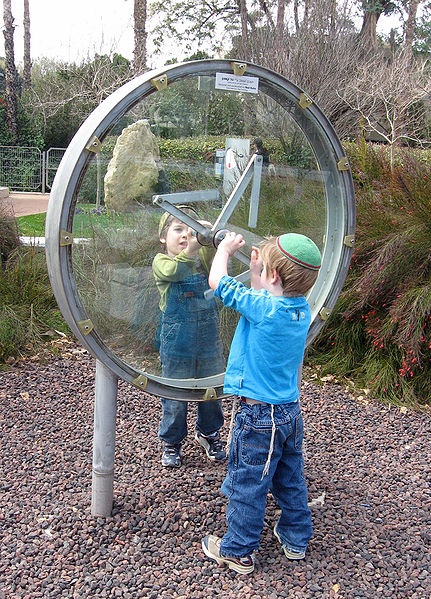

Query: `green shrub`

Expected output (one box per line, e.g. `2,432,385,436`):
0,204,20,266
0,246,69,362
308,144,431,407
157,135,312,167
0,92,44,149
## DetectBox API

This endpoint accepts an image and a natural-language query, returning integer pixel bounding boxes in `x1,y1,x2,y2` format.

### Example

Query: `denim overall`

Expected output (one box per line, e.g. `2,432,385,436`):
158,270,225,445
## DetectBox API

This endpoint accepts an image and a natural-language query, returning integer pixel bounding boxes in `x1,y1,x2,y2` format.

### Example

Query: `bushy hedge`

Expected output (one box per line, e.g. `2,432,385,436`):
158,135,312,167
78,133,314,204
0,204,20,266
308,141,431,408
0,246,69,362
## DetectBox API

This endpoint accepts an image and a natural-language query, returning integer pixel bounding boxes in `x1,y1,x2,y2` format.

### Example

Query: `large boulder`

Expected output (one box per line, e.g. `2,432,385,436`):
104,120,160,211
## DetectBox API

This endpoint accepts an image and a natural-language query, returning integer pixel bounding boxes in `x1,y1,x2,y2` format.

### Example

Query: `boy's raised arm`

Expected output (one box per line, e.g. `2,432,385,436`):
208,232,245,291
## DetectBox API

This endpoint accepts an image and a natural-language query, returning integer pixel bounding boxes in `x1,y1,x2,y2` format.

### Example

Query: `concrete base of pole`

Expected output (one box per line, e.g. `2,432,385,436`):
91,470,114,516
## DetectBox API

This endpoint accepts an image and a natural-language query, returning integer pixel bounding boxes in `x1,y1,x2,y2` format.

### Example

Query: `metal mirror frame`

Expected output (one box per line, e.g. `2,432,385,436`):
45,59,356,401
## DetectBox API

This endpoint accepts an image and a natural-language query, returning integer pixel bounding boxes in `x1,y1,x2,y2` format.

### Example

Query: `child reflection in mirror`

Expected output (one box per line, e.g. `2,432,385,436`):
152,208,225,469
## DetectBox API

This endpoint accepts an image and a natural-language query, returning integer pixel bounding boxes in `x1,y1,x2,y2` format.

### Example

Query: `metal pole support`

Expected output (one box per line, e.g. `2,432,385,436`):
42,151,46,194
91,360,118,516
298,361,304,390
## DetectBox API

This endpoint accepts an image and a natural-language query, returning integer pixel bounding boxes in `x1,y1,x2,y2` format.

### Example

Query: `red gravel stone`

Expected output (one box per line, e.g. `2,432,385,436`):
1,350,430,598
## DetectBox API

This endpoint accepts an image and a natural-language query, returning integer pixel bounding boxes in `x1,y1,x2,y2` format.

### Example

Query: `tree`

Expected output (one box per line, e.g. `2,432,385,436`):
239,1,362,137
404,0,420,53
26,55,133,148
413,1,431,54
238,0,249,59
23,0,31,90
358,0,398,50
2,0,18,143
134,0,148,75
341,50,431,168
150,0,243,55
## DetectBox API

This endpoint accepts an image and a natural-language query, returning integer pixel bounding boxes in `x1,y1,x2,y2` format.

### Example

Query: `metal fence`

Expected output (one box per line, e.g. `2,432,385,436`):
45,148,67,191
0,146,66,192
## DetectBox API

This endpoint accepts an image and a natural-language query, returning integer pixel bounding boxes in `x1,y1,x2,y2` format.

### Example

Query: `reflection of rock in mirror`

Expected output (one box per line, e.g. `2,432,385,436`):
104,119,160,211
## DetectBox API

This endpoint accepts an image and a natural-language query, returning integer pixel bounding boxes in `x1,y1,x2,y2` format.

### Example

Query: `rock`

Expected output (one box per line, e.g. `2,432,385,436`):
104,120,160,211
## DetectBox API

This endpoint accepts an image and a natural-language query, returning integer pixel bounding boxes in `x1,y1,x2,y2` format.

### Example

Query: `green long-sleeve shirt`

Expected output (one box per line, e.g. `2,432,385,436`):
152,247,214,312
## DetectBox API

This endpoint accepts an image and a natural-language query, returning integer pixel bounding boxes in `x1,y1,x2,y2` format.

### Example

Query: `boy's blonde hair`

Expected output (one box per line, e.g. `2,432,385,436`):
260,237,319,296
158,206,199,240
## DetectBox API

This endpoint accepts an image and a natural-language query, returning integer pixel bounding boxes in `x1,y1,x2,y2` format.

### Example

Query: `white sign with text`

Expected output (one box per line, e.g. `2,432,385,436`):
215,73,259,94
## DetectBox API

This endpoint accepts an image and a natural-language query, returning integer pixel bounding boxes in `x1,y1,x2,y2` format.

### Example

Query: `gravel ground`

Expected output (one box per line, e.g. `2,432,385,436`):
1,347,430,599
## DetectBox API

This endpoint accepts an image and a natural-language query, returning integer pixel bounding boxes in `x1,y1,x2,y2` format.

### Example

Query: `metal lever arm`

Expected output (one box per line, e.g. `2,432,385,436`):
153,196,212,240
211,153,263,232
152,196,251,268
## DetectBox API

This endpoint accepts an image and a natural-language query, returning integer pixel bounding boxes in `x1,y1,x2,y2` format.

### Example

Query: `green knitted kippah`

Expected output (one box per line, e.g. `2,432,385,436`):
276,233,321,270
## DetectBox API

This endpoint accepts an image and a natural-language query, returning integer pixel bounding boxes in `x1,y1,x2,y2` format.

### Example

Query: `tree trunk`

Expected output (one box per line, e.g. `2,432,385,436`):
359,10,380,49
3,0,18,143
389,28,396,56
358,0,396,51
405,0,420,56
134,0,147,75
295,0,311,30
293,0,299,30
276,0,286,41
239,0,249,59
23,0,31,90
328,0,337,34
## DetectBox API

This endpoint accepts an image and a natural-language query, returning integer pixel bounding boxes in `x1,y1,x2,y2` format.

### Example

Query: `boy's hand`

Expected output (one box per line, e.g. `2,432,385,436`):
208,231,245,290
198,219,212,229
250,246,264,289
184,227,201,256
217,231,245,256
184,220,212,257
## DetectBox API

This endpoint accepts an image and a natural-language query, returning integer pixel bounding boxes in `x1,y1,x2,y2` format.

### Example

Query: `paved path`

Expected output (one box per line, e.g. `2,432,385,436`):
1,191,50,217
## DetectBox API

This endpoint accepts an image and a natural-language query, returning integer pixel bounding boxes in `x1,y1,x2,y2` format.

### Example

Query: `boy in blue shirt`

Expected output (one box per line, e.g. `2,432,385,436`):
202,231,321,574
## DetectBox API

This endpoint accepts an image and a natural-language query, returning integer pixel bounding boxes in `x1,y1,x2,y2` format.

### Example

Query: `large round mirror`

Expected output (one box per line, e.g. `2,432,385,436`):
46,60,355,400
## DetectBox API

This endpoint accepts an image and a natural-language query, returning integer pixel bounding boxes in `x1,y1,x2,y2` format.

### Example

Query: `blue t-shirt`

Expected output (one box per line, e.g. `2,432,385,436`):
214,275,311,404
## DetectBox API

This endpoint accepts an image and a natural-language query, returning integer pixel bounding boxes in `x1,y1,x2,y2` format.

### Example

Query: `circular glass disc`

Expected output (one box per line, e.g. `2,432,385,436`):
46,60,355,400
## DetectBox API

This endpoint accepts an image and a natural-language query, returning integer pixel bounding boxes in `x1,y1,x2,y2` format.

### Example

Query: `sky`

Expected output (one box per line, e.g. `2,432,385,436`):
1,0,404,68
2,0,139,65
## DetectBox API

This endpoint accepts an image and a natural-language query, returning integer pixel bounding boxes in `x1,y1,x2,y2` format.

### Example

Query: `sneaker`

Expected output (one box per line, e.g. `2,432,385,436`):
273,526,306,560
161,443,181,468
195,432,226,461
202,535,254,574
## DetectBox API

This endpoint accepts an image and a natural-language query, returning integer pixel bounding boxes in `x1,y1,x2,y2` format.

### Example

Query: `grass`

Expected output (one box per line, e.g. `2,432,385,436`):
17,212,46,236
17,205,120,237
0,246,69,363
17,203,159,238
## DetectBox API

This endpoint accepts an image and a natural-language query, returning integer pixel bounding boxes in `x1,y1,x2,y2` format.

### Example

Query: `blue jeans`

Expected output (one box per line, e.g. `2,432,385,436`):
159,396,224,445
159,348,225,445
220,401,312,557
